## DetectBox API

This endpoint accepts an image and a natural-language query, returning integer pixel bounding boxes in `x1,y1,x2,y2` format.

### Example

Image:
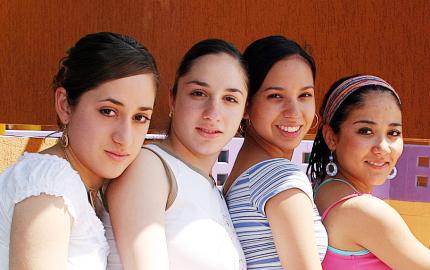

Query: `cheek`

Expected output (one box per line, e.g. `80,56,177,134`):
391,141,404,161
302,102,316,122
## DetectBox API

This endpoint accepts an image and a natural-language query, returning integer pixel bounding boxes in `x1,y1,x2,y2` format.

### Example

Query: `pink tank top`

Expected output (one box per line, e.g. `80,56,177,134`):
321,192,391,270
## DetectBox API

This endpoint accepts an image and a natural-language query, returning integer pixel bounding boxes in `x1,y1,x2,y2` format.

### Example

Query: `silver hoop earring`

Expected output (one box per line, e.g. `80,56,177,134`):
168,111,173,118
311,114,319,129
387,166,397,180
325,151,338,176
60,125,69,148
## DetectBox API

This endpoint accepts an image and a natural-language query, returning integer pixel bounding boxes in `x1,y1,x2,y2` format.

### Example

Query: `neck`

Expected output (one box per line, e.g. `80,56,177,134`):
332,172,372,194
161,136,217,176
246,127,294,159
61,145,103,191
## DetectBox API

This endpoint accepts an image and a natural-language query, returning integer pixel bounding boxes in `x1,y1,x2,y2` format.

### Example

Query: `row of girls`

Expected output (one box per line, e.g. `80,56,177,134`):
0,32,429,270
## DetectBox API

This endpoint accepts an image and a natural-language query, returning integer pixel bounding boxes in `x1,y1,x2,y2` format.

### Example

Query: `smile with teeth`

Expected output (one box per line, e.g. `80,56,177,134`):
197,127,221,134
366,161,388,167
278,125,301,133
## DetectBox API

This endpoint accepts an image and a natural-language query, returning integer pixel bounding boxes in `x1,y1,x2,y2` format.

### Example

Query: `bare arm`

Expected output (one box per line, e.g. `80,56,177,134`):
107,148,170,270
266,189,322,270
350,196,430,270
10,194,72,270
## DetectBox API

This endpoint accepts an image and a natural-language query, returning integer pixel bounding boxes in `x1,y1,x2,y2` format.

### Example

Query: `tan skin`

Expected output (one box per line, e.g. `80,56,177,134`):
224,56,322,270
315,91,430,269
10,74,156,270
107,53,248,270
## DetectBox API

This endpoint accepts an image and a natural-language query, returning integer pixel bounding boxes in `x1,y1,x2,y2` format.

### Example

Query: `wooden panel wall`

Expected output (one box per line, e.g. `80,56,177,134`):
1,0,429,139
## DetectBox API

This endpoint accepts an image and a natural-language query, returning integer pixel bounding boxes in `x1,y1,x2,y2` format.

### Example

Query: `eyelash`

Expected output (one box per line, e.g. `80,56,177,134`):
99,108,150,124
357,127,402,137
99,108,116,117
133,114,150,123
190,90,207,97
267,92,314,99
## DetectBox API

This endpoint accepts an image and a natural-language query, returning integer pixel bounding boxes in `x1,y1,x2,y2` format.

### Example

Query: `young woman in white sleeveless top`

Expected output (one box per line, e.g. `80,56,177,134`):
105,39,248,270
223,36,328,270
0,32,159,269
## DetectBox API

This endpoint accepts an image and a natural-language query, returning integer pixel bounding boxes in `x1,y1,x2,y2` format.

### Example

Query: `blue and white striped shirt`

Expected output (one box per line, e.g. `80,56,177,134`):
224,158,327,269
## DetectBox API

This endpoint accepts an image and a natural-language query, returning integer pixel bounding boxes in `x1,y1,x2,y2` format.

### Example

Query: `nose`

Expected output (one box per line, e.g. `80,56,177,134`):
202,98,220,121
372,136,391,155
282,98,299,118
112,119,133,147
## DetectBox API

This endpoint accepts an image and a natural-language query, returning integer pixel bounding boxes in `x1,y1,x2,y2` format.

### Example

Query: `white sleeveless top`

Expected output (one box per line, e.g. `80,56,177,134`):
0,153,109,270
104,144,246,270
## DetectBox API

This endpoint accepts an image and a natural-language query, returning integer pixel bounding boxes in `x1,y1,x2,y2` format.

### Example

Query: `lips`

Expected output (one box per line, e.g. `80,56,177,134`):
277,125,301,133
365,160,389,169
196,127,222,138
276,125,303,138
105,150,130,161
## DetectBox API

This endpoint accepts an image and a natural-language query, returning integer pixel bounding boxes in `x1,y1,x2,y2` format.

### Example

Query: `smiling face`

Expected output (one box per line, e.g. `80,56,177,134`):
328,91,403,191
60,73,157,181
246,55,315,157
169,53,248,162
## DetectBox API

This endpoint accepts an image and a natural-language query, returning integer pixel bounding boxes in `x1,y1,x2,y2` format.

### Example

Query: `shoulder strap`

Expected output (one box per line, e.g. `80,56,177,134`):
143,145,178,210
321,193,361,221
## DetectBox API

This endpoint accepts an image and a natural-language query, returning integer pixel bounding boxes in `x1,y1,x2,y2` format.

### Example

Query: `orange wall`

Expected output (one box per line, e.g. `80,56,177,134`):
1,0,429,139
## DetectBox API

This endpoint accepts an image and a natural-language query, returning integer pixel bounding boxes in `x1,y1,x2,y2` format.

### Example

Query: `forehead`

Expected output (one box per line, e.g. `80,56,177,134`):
80,74,156,106
346,91,402,123
260,56,314,90
180,53,247,88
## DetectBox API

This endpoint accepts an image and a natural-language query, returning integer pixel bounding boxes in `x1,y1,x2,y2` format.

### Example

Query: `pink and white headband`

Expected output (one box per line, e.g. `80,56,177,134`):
322,75,401,124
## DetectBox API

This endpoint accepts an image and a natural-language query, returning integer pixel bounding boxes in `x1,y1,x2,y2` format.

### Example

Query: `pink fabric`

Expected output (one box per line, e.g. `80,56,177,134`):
322,249,391,270
321,193,392,269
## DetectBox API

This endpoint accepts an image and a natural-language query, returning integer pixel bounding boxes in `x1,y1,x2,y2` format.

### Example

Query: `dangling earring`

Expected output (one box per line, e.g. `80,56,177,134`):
60,125,69,148
387,166,397,180
311,113,319,129
325,151,338,176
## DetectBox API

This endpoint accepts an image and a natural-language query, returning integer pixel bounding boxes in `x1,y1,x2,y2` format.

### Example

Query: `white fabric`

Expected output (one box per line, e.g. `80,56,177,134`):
0,153,109,270
104,144,246,270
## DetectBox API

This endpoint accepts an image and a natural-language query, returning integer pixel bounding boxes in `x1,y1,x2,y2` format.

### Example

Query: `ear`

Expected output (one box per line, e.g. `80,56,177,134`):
322,124,338,151
55,87,72,126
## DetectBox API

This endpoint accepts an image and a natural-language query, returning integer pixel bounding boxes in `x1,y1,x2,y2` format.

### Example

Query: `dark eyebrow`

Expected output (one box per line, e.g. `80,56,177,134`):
186,80,209,87
353,120,402,127
186,80,246,97
98,98,153,111
263,85,314,92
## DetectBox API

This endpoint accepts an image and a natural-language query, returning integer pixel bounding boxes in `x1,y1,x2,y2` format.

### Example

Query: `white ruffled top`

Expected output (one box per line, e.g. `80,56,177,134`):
0,153,109,269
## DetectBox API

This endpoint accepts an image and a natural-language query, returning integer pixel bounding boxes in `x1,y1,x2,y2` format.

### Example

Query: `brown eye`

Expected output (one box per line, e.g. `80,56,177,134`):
190,90,206,97
268,93,282,99
99,108,116,117
134,114,150,123
388,129,402,137
358,127,372,135
224,96,238,103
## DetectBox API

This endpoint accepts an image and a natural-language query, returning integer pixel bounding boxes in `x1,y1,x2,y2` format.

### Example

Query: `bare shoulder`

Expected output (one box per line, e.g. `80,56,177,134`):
14,193,73,221
336,194,408,241
12,194,72,247
107,147,169,194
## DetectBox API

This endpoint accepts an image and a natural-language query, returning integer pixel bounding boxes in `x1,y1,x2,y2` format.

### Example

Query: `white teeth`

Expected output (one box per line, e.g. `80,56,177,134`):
278,125,300,133
367,161,385,167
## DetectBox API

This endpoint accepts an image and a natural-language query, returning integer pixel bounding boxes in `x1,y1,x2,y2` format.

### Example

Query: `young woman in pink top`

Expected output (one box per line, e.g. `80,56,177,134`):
307,74,430,269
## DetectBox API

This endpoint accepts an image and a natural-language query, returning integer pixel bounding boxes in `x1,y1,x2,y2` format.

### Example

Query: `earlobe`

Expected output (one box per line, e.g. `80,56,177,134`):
55,87,72,125
322,124,337,151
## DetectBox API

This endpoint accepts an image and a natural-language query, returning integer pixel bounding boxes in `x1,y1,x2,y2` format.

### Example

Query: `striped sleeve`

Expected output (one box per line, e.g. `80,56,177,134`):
248,159,313,216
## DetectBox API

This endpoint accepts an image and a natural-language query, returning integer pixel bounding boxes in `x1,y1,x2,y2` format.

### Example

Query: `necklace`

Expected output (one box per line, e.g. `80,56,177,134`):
62,147,99,210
